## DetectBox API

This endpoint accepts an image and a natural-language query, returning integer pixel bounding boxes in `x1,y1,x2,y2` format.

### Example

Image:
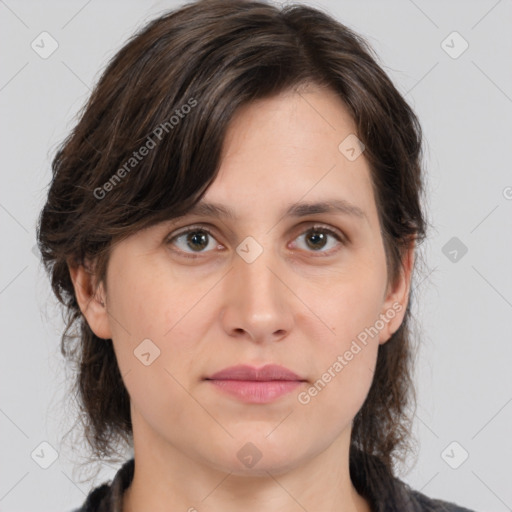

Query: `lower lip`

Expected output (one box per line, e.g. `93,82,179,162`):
207,379,303,403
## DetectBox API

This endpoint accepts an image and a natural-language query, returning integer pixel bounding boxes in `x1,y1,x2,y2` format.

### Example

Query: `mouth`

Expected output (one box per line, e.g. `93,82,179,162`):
204,364,307,404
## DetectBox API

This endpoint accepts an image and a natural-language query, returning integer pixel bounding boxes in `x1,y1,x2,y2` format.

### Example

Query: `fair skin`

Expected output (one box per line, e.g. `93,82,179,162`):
69,85,414,512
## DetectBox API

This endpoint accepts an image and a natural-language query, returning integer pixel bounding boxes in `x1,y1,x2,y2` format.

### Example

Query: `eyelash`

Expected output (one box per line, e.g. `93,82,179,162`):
166,223,346,259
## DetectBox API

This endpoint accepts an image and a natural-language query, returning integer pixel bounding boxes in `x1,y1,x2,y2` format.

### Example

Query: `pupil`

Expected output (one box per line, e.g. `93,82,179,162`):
307,231,326,250
185,230,327,252
188,231,208,251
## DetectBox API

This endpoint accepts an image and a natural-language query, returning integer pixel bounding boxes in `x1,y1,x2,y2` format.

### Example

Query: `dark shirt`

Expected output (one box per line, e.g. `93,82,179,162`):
72,457,476,512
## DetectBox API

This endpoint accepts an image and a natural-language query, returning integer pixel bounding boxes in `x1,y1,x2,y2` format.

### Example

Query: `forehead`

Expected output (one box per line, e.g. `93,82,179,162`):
199,86,379,228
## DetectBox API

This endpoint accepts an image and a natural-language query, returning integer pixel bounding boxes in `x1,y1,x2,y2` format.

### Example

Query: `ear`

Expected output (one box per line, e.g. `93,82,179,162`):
378,239,415,345
68,258,112,340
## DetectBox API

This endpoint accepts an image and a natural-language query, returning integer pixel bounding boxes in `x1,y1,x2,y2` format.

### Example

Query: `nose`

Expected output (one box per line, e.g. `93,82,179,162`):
220,247,294,344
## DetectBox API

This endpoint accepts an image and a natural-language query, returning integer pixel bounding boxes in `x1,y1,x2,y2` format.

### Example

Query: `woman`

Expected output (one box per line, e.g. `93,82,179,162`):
36,0,476,510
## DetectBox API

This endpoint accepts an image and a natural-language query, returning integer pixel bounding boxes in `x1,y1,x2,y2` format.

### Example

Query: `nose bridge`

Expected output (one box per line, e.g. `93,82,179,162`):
235,239,282,308
222,236,292,340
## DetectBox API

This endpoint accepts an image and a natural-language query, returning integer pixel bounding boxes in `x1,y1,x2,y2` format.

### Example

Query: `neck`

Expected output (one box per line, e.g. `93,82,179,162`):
122,423,371,512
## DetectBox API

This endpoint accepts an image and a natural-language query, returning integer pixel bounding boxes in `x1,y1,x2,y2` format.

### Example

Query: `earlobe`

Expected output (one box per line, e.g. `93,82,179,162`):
378,240,415,345
68,259,112,340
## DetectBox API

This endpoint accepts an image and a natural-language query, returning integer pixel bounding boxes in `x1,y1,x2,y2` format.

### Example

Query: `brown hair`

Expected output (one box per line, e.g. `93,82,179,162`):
36,0,428,490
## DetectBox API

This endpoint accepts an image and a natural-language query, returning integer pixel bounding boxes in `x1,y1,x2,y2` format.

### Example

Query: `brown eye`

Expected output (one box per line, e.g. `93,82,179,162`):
184,230,210,251
305,230,328,250
167,226,219,257
292,225,344,255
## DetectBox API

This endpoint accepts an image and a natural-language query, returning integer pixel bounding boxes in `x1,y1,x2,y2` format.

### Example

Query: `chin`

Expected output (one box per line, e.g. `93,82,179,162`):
217,455,303,477
202,436,310,477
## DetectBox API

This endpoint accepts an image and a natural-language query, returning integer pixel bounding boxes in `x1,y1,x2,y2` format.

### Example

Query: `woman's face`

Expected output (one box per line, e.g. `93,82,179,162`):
73,85,413,475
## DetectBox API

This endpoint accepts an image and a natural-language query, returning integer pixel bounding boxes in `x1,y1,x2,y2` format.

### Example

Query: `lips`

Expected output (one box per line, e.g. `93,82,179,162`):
205,364,305,382
204,364,307,404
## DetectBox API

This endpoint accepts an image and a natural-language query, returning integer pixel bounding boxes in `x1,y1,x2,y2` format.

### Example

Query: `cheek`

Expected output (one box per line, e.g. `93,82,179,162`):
294,254,386,401
105,256,215,402
294,275,384,435
296,345,377,452
106,250,209,343
306,254,388,346
106,273,207,445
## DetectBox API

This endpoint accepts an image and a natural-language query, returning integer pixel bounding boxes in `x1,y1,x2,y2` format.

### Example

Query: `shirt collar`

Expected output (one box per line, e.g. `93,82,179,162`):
78,450,422,512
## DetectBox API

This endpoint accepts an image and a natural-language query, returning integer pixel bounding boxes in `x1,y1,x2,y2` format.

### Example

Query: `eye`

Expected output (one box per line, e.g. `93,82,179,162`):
166,223,345,259
291,224,345,255
166,225,221,258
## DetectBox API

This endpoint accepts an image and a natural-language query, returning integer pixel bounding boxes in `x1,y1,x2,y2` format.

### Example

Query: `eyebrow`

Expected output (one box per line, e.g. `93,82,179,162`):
174,199,367,222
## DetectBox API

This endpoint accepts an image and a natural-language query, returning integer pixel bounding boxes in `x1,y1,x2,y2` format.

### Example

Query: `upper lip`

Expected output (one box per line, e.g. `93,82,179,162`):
205,364,305,381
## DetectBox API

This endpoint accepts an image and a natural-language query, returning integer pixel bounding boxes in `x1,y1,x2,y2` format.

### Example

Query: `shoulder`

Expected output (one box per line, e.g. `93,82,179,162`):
349,450,477,512
70,482,112,512
70,458,134,512
399,480,477,512
349,449,477,512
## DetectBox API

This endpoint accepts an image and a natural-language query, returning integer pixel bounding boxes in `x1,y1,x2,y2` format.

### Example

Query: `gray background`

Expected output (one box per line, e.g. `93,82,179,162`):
1,0,511,510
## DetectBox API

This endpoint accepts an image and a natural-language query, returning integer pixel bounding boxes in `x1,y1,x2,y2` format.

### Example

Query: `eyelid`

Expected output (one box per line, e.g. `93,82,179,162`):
289,222,346,256
291,222,346,243
166,221,347,258
166,224,220,256
168,223,216,238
